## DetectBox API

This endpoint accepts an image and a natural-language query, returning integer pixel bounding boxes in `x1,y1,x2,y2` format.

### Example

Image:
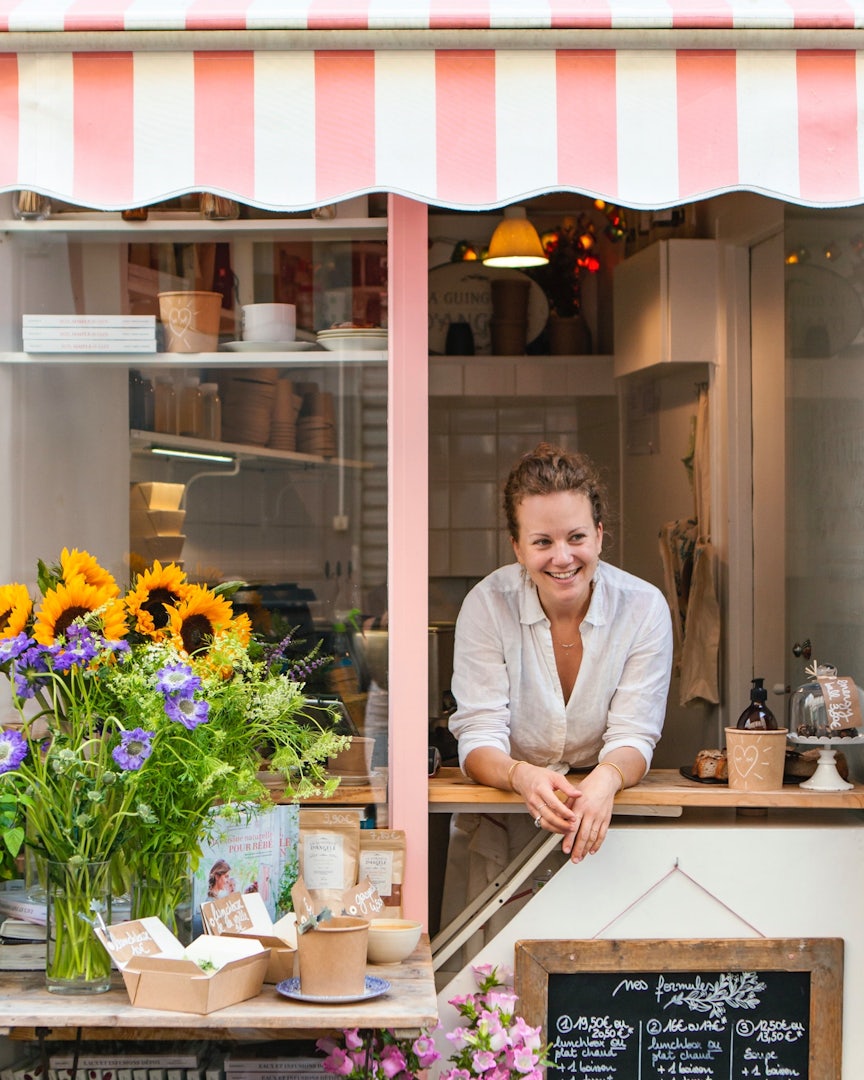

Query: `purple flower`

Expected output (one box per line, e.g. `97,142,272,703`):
0,729,27,774
156,662,200,697
0,633,31,666
164,693,210,730
12,644,52,699
111,728,154,771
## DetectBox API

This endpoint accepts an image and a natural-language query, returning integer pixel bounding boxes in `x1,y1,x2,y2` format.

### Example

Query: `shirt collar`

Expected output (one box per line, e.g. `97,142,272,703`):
519,561,609,628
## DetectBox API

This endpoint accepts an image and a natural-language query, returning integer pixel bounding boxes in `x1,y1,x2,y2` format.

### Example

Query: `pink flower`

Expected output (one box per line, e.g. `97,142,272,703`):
343,1030,365,1051
446,1026,472,1050
509,1019,542,1050
512,1047,540,1073
412,1034,441,1067
471,1050,497,1074
318,1049,354,1076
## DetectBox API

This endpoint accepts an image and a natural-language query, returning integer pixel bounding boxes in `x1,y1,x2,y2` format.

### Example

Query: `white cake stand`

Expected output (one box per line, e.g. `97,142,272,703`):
787,733,864,791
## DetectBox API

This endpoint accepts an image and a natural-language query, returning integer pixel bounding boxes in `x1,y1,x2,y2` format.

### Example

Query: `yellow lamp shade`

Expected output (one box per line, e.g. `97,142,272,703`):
483,207,549,268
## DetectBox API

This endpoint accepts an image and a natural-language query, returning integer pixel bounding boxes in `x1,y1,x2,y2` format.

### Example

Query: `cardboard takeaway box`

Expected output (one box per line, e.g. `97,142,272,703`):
200,892,297,984
95,916,269,1014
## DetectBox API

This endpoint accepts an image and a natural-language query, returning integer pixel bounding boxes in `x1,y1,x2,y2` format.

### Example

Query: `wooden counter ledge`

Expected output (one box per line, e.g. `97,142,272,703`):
428,766,864,812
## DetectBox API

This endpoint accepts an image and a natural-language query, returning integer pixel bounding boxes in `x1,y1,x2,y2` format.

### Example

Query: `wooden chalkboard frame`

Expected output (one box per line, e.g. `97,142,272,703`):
514,938,843,1077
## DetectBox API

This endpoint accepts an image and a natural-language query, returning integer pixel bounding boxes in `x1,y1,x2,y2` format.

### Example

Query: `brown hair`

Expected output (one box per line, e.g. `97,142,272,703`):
503,443,607,540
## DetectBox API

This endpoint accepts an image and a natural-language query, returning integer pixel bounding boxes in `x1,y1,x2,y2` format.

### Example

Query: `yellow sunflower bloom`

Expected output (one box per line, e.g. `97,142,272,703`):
0,584,32,639
59,548,120,597
34,576,128,644
167,584,235,657
125,561,192,639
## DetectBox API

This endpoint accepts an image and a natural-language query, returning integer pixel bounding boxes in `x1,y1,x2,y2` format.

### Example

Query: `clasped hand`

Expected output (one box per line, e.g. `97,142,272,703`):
514,762,617,863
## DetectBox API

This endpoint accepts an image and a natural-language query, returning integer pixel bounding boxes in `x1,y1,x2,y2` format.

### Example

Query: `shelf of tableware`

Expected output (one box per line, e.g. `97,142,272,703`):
0,213,387,242
130,429,372,471
0,349,387,366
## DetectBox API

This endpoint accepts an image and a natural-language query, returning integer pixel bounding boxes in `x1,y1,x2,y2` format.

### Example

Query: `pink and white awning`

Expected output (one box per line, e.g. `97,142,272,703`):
1,3,864,210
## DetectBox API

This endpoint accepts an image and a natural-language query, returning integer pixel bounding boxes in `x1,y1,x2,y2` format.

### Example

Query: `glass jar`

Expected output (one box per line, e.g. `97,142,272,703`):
178,375,203,437
790,664,864,738
12,190,51,221
154,374,178,434
200,382,222,441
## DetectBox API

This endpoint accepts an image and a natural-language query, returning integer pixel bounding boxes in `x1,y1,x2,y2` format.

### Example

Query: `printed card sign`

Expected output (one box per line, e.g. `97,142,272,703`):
97,917,184,965
816,675,863,732
343,878,385,920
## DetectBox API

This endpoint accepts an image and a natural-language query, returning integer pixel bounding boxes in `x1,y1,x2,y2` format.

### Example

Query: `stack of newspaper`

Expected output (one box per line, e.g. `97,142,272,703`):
22,314,157,353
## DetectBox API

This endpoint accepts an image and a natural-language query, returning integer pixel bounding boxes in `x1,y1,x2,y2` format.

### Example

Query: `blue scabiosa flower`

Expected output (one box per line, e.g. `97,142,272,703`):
0,632,31,666
51,624,101,672
111,728,154,771
0,729,27,774
156,662,200,697
12,644,52,699
164,694,209,730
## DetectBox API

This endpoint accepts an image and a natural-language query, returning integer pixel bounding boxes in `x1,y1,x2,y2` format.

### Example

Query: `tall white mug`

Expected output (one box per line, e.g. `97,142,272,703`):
241,303,296,343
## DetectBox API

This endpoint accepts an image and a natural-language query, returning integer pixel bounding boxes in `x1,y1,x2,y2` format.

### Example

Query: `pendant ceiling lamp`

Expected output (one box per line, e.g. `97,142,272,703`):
482,206,549,268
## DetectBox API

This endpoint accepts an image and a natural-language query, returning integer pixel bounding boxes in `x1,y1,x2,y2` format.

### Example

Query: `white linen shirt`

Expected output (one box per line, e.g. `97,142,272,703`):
449,560,673,774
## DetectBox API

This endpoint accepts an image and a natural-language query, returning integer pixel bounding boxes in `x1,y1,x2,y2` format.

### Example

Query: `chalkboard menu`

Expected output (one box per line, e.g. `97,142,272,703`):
548,969,808,1078
515,939,843,1080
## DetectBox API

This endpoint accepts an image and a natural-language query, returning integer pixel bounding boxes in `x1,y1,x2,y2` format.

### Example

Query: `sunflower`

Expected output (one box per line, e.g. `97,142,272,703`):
166,584,235,657
33,577,128,645
59,548,120,597
0,584,32,639
125,561,192,639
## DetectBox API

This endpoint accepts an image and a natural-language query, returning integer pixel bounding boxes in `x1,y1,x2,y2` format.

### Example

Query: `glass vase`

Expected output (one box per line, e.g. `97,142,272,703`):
46,858,112,994
129,852,193,944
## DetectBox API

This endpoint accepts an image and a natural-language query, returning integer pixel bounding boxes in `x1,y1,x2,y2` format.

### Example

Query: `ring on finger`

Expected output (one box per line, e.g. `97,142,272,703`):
534,813,543,828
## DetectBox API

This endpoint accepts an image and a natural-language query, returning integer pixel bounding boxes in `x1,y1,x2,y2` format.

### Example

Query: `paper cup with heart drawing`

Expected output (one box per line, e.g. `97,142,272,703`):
159,291,223,352
724,726,789,791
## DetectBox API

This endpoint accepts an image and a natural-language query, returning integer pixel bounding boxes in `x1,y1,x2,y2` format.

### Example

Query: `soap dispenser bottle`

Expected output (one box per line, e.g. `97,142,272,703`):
736,677,778,730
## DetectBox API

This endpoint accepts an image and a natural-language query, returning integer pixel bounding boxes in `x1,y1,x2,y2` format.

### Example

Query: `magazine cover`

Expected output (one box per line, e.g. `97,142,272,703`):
192,804,300,937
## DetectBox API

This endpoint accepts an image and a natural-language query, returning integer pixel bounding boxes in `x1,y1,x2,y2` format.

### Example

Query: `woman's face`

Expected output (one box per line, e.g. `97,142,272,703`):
511,491,603,611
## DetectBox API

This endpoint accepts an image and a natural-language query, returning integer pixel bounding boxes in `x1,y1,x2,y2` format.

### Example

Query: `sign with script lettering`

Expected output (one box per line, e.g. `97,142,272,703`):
515,938,842,1079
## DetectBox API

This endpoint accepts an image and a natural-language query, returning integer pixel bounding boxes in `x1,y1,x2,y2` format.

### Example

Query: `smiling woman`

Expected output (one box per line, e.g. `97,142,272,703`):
439,444,674,955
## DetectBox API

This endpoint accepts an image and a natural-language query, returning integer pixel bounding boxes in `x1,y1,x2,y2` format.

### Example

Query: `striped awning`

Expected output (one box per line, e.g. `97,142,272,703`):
2,2,864,211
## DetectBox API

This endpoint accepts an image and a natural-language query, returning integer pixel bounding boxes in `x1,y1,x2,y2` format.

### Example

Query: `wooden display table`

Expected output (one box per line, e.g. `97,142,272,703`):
0,938,437,1040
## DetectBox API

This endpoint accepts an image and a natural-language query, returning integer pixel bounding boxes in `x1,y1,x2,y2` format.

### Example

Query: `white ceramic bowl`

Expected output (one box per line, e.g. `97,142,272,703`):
366,919,423,965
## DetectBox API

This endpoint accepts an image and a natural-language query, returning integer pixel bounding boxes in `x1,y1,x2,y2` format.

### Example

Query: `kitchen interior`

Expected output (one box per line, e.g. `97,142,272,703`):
4,188,864,930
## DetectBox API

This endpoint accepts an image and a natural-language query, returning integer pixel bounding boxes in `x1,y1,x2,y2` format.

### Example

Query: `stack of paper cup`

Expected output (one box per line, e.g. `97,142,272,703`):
241,303,296,343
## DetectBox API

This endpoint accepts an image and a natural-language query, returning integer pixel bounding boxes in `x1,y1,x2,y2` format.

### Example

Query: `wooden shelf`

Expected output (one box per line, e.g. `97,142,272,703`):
428,766,864,812
0,938,435,1036
3,350,386,367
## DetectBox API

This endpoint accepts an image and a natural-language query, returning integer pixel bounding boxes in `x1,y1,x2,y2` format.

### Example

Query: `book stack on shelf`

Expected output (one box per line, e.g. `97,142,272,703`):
0,882,46,971
223,1044,326,1080
22,314,158,353
48,1043,211,1080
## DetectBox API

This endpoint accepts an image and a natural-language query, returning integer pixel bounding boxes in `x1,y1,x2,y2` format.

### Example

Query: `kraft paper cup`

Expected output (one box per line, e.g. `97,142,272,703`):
724,727,788,791
241,303,296,343
158,291,222,353
296,916,369,997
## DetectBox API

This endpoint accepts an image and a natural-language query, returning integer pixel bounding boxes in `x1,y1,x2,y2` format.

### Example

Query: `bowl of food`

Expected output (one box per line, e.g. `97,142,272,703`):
366,919,423,965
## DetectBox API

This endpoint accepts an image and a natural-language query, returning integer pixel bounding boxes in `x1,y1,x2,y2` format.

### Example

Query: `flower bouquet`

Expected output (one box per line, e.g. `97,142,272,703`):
0,549,349,992
317,1027,440,1080
440,963,552,1080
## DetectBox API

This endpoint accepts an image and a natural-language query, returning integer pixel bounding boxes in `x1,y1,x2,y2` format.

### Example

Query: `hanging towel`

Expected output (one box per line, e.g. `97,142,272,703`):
679,538,721,705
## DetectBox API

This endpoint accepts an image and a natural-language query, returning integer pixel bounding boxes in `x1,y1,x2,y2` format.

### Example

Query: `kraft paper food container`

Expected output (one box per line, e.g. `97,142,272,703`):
159,290,222,353
129,509,187,538
200,892,298,984
130,481,185,511
95,916,270,1013
724,726,789,791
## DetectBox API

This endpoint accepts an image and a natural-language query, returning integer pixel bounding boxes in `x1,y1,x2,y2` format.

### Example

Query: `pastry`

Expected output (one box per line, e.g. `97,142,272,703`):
693,748,726,779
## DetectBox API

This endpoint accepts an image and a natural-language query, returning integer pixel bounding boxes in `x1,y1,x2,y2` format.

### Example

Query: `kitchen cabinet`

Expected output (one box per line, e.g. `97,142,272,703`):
612,239,719,377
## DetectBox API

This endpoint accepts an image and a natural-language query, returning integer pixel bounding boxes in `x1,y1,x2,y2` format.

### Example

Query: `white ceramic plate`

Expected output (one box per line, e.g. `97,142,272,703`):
275,975,391,1004
221,340,321,352
317,335,388,351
